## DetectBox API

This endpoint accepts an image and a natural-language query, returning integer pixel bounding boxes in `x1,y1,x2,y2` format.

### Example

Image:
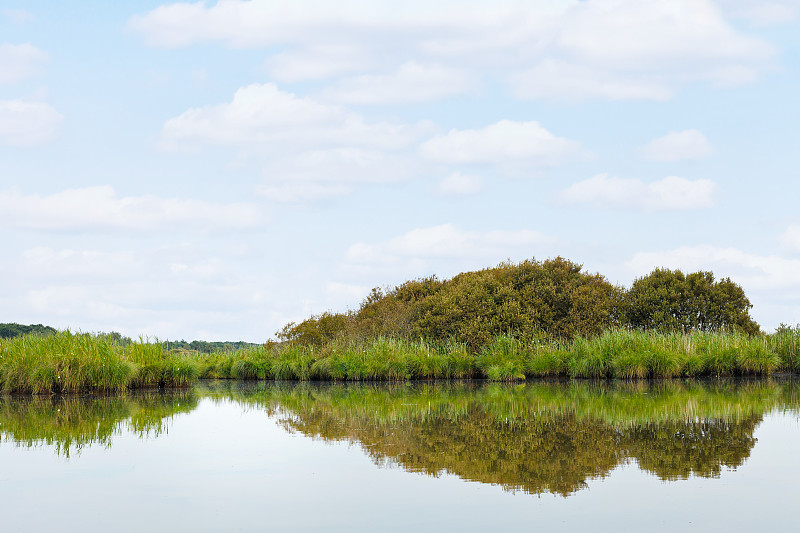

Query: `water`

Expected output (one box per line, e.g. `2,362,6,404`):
1,379,798,532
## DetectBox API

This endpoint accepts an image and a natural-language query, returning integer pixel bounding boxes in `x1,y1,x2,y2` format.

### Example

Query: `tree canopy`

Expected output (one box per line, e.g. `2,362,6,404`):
279,258,760,348
0,323,58,339
624,268,759,335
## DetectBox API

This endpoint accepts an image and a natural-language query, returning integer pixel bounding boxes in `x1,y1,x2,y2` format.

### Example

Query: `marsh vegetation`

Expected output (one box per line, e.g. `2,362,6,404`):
2,259,798,391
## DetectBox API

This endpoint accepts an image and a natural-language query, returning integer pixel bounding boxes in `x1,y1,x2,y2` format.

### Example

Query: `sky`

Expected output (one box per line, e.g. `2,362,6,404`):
1,0,799,342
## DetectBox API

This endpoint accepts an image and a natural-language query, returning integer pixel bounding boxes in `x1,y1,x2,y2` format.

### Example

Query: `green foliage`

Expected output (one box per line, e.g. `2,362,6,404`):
0,323,58,339
625,268,759,334
162,338,260,354
276,259,763,353
0,331,201,393
279,257,626,350
277,312,350,346
771,323,800,371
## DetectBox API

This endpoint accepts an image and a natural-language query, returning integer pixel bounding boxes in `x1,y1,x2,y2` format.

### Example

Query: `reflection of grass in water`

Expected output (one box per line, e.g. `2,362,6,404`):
2,379,798,495
202,378,799,427
0,391,197,457
199,378,798,496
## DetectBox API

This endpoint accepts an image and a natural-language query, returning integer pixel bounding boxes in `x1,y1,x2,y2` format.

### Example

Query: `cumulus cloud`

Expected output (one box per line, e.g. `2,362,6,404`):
0,100,62,146
346,223,550,265
510,60,674,102
0,186,264,231
0,43,47,84
627,245,800,291
161,83,429,150
161,83,434,200
130,0,776,101
438,172,484,196
641,130,712,162
20,248,141,280
321,61,476,105
561,174,716,211
420,120,580,167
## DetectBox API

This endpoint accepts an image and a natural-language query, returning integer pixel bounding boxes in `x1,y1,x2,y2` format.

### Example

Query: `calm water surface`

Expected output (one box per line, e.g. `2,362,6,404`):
1,379,798,532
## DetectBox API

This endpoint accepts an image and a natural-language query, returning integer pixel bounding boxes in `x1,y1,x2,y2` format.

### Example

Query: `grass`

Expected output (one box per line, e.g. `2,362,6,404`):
2,327,799,392
0,331,200,393
192,329,797,382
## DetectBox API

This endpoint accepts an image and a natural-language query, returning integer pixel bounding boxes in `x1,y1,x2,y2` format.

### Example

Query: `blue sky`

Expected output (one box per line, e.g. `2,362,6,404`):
1,0,799,341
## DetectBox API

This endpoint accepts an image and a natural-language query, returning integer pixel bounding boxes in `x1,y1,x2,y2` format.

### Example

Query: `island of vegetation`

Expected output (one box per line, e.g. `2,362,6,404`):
1,257,799,393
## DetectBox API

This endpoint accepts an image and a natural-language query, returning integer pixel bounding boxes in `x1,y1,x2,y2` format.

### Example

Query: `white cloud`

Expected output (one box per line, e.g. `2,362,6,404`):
438,172,484,196
130,0,776,101
321,61,476,105
0,100,62,146
561,174,716,211
420,120,580,166
0,186,264,231
161,83,429,150
627,245,800,291
346,223,550,265
20,248,141,280
510,60,674,102
641,130,712,162
780,225,800,252
510,0,774,99
0,43,47,84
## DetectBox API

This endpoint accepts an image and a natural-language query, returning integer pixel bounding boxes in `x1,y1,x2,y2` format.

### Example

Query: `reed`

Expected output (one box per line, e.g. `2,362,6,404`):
2,327,799,391
0,331,200,393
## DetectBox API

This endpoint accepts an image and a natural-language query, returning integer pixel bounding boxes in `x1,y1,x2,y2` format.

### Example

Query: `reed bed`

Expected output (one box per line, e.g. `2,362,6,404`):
199,329,798,382
0,331,200,393
2,327,799,391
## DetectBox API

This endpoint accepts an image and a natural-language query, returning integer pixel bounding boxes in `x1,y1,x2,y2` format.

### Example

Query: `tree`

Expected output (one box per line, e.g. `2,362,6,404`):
624,268,759,334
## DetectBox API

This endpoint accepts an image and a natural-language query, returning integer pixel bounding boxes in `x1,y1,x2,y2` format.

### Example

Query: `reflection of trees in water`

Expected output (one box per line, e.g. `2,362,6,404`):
266,379,796,496
282,404,761,496
1,379,796,494
0,391,196,457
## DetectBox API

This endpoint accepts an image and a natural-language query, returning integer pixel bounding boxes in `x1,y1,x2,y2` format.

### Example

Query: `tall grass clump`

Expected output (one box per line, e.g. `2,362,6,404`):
0,332,203,393
307,337,468,381
567,335,611,378
126,338,201,388
771,324,800,372
0,331,136,393
476,335,529,381
229,346,272,380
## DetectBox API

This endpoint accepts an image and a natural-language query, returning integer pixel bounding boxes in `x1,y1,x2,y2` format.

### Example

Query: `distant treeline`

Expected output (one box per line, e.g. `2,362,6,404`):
0,323,257,354
163,340,261,354
279,257,762,349
0,323,58,339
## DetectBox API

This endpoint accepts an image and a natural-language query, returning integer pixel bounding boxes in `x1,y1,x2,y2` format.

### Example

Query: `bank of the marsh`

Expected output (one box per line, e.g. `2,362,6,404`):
200,328,800,382
2,327,799,393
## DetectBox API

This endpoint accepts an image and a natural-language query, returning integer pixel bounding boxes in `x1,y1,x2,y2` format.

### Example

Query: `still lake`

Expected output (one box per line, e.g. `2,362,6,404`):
1,379,798,532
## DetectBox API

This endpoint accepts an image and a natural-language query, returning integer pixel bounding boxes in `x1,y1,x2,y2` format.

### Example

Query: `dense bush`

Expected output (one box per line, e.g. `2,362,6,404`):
278,258,761,349
624,269,759,335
